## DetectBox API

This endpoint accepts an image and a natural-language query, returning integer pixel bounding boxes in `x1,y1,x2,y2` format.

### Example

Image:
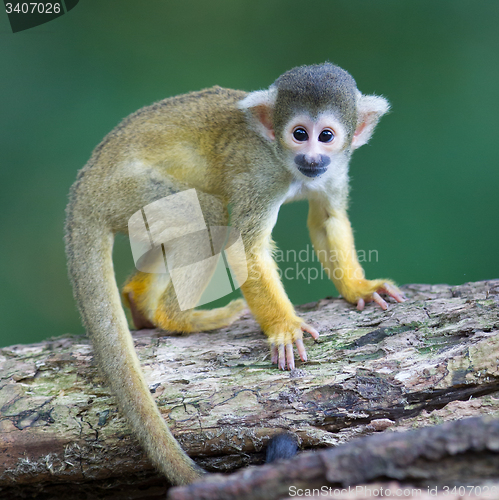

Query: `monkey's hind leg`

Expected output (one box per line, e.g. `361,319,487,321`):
187,298,247,331
123,271,247,333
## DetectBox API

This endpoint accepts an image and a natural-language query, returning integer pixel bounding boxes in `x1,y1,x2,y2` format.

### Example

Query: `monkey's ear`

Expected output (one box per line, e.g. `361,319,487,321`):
351,94,390,150
238,87,277,141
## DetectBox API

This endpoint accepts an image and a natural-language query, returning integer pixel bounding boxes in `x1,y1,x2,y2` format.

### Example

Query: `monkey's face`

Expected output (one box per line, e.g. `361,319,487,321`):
280,112,349,180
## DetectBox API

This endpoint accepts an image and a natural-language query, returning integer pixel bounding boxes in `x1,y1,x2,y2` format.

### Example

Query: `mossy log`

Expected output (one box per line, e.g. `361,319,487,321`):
1,280,498,499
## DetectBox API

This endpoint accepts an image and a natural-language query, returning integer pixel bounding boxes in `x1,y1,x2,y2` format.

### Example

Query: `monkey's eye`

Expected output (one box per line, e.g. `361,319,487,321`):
318,129,334,143
292,128,309,142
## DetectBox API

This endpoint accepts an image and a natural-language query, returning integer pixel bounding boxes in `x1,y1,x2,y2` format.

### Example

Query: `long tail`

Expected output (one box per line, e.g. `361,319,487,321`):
65,201,202,485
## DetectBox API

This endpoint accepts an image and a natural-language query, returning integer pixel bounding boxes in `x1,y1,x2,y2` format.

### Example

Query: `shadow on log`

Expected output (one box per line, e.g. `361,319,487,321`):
0,280,498,499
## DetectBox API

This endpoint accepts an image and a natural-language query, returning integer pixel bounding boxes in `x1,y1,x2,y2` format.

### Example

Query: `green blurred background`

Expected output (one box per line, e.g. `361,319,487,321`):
1,0,498,347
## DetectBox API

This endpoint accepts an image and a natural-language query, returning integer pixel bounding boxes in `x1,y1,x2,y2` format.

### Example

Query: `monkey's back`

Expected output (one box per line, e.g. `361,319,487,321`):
68,86,272,233
94,86,248,162
79,87,259,196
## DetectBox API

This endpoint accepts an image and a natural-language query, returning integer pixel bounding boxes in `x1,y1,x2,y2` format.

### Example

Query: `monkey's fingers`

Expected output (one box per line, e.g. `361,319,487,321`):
372,291,388,310
295,338,307,362
357,282,406,311
286,344,295,370
297,323,319,363
271,343,278,364
271,340,304,369
274,343,296,370
301,323,320,340
270,323,319,370
270,343,290,370
380,282,407,303
277,344,287,370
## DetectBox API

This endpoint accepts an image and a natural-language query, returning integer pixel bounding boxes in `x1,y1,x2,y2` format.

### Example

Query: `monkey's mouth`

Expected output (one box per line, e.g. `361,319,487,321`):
297,165,328,178
294,154,330,178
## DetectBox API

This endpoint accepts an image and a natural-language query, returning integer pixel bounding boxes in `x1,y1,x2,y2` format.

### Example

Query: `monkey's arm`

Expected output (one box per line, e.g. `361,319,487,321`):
307,200,405,310
239,240,319,370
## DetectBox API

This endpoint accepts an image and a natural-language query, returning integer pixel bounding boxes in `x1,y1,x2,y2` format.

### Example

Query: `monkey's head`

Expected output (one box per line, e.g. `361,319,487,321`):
238,62,389,181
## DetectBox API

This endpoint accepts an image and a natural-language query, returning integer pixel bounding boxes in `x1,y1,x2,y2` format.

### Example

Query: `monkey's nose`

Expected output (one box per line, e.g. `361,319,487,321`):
305,156,320,168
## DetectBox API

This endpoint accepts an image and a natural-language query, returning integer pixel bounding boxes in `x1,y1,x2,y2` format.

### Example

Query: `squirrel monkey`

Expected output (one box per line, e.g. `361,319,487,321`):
65,63,404,485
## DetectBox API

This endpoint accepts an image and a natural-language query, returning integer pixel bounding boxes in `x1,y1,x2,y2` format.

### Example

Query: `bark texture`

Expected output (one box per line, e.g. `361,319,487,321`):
1,280,498,499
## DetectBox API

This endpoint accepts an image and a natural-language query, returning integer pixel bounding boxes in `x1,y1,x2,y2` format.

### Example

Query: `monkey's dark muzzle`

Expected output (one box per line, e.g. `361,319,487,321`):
294,154,330,178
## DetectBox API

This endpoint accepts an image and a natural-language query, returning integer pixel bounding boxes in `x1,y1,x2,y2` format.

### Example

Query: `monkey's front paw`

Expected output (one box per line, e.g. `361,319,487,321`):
355,280,406,311
266,321,319,371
